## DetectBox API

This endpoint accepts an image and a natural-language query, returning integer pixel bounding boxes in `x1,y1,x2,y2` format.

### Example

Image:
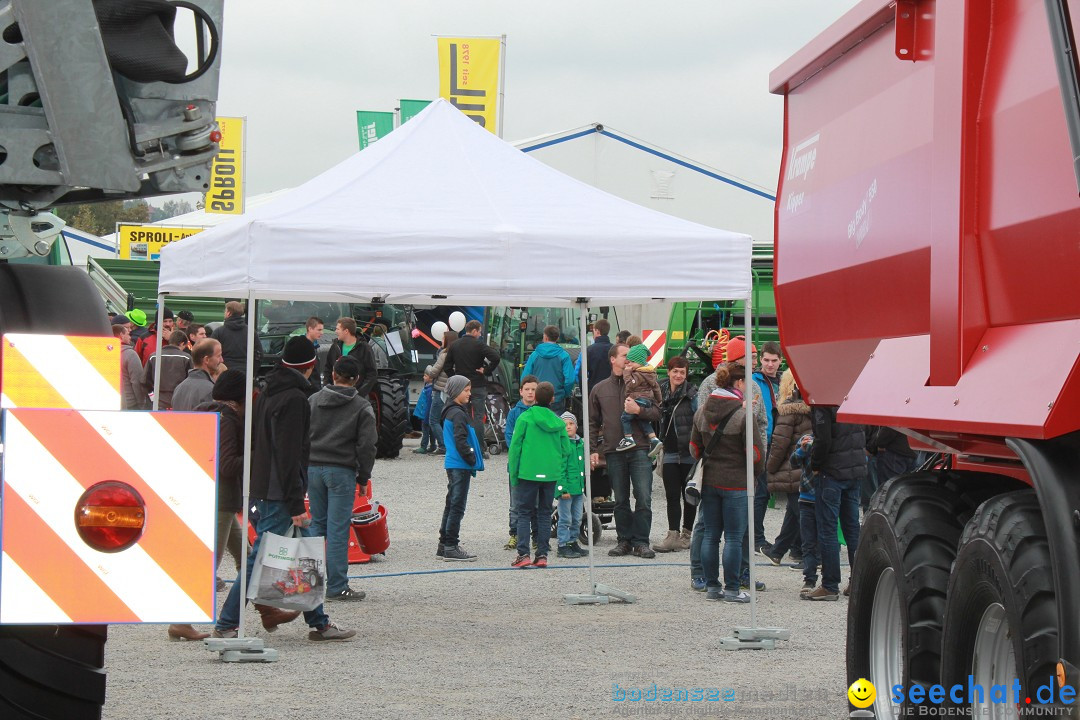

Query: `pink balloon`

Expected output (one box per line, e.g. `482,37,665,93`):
411,328,421,338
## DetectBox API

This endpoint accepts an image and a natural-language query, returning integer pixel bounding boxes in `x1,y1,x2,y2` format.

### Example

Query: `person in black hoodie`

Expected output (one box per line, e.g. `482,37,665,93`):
441,319,500,457
213,300,262,376
308,356,377,602
214,336,356,642
323,316,378,399
807,405,866,601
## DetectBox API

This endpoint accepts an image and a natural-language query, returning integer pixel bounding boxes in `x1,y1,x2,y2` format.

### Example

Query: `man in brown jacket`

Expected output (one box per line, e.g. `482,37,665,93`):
588,343,663,558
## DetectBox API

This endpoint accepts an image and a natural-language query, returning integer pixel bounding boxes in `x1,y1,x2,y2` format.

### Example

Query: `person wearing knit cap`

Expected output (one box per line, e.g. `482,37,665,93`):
555,410,588,559
307,353,377,602
134,306,175,365
437,375,484,562
214,334,356,642
615,344,663,459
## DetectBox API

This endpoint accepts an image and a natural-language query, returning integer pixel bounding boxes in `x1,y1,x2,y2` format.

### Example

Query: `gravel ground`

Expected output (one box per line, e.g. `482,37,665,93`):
103,440,851,719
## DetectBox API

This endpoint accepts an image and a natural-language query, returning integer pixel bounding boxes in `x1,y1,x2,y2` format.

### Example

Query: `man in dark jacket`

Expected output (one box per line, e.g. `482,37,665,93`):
141,330,192,410
583,318,613,394
308,356,377,602
214,336,355,642
213,301,262,376
442,319,501,458
323,316,378,399
807,405,866,601
588,343,662,558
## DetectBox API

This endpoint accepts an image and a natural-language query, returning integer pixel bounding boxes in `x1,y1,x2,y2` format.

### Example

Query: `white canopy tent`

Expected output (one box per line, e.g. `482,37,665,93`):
157,99,768,645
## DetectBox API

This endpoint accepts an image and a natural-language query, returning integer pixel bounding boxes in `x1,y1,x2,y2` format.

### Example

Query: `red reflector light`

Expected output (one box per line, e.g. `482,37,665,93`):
75,482,145,552
209,130,222,143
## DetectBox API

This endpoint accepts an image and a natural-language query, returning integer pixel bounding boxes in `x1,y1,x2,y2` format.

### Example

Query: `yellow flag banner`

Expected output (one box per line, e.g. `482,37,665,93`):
437,38,501,133
118,224,203,260
206,116,245,214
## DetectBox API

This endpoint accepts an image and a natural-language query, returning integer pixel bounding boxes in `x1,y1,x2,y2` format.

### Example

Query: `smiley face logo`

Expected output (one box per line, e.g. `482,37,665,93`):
848,678,876,708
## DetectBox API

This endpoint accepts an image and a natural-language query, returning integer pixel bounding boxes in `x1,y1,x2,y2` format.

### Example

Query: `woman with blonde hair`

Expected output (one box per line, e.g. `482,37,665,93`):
763,369,811,567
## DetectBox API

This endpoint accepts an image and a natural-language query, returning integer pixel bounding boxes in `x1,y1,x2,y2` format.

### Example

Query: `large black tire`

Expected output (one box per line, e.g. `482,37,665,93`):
0,626,108,720
0,265,109,719
940,491,1059,711
846,471,1019,717
370,374,409,459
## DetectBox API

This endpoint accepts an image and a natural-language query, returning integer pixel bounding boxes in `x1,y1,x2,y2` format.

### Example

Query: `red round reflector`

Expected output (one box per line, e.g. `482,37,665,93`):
209,130,222,143
74,481,145,552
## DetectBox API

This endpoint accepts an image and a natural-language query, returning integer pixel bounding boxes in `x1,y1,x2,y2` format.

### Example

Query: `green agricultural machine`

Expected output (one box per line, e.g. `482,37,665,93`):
662,246,778,384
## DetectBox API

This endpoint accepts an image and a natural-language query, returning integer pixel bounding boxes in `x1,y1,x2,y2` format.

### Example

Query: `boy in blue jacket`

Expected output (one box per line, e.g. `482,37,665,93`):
790,433,819,598
437,375,485,562
502,375,538,550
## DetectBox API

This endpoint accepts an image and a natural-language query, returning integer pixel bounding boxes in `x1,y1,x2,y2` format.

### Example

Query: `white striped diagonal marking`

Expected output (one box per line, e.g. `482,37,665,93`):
82,410,216,551
3,334,120,410
1,413,210,622
642,329,666,367
0,392,14,408
0,552,72,623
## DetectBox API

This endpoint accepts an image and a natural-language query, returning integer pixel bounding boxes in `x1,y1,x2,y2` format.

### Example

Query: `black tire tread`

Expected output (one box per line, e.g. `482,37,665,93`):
946,492,1058,687
0,626,106,720
849,472,1021,696
371,374,409,459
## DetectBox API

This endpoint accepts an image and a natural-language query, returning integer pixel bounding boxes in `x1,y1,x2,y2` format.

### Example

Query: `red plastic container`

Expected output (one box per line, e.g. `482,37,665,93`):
351,504,389,555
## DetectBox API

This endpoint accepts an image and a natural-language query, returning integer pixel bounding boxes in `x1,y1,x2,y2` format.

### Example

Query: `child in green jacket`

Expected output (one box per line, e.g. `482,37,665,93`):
507,382,571,568
556,411,587,558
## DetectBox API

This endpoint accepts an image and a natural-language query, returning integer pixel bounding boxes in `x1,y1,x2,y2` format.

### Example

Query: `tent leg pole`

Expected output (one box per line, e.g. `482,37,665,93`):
564,302,635,606
717,293,790,650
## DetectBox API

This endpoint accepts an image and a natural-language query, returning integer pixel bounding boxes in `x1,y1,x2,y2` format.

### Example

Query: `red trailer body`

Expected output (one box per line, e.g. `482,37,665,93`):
771,0,1080,464
771,1,1080,713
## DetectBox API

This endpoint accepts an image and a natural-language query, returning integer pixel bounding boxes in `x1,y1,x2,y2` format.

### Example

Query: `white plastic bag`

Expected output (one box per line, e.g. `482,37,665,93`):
247,525,326,612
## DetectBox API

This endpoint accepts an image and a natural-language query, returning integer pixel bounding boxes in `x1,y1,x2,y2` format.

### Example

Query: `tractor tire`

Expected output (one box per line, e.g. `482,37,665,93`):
371,374,409,459
0,265,110,719
940,491,1059,712
846,471,1018,718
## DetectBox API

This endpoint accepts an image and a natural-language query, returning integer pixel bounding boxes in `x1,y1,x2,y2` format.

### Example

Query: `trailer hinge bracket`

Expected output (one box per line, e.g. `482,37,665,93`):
895,0,934,62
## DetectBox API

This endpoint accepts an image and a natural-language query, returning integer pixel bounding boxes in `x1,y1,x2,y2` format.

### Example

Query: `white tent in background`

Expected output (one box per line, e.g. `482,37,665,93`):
158,99,766,644
158,99,748,305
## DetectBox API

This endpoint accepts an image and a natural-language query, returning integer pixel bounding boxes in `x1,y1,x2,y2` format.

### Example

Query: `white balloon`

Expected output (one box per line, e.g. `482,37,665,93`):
431,321,449,340
448,311,467,332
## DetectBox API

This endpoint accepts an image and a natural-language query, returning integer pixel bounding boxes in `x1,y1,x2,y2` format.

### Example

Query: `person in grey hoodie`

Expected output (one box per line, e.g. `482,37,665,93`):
308,355,378,602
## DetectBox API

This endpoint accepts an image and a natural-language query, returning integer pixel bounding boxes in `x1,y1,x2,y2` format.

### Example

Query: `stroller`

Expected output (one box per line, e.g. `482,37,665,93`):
482,384,511,455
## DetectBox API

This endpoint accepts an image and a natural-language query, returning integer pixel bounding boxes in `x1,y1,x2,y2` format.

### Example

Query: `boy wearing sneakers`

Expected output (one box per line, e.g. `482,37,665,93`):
556,411,587,559
502,375,538,550
616,344,663,457
790,433,821,598
507,382,572,568
438,375,485,562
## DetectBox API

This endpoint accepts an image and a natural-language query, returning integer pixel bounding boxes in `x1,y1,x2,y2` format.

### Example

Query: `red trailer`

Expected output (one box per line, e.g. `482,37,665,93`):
772,0,1080,715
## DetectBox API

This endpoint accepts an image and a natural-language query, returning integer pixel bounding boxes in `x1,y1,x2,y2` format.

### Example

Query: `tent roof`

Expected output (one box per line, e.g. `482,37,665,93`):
159,99,752,306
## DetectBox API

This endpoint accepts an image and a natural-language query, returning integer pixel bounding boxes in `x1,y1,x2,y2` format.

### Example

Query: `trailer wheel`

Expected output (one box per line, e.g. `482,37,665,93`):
370,374,409,459
847,472,1018,718
0,623,107,720
940,491,1058,713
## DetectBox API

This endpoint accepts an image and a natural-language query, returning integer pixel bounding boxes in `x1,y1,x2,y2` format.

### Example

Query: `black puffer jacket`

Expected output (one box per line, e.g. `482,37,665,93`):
810,406,867,481
250,365,312,516
213,314,261,375
659,378,697,458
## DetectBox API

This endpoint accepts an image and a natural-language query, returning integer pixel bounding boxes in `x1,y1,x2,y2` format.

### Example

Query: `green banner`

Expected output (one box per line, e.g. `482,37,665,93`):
399,99,432,124
356,111,394,150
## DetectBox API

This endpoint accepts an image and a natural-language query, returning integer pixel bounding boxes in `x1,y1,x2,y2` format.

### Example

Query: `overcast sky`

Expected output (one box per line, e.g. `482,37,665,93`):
212,1,862,199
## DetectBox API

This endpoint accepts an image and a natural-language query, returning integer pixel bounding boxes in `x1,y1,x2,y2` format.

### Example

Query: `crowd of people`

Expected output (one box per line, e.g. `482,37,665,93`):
410,319,915,608
110,304,916,638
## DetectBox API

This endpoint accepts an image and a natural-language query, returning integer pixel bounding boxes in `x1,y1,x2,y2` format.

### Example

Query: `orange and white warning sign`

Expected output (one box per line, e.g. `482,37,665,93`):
0,408,218,624
641,330,667,368
1,334,121,410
